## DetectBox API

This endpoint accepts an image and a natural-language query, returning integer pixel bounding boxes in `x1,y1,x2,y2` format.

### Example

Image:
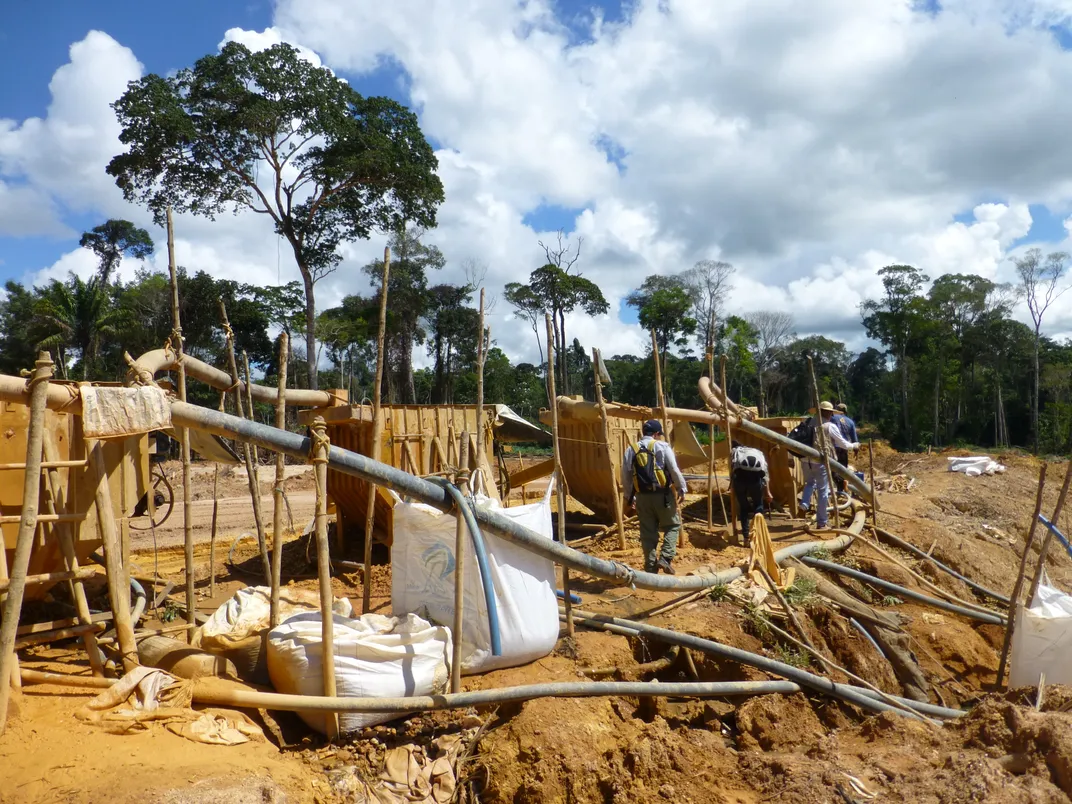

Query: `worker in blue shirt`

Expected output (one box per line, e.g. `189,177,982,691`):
831,403,858,494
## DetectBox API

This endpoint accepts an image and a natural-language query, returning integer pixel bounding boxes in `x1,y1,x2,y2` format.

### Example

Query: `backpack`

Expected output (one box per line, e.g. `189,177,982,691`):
732,446,766,475
631,440,669,494
787,418,817,449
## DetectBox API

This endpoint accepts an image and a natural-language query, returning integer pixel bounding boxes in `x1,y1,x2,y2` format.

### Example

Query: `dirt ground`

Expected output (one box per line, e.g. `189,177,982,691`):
4,446,1072,803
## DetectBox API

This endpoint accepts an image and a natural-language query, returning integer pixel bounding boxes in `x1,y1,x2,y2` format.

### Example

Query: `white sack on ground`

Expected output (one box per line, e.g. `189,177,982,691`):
80,385,171,439
266,611,451,734
195,585,353,683
391,477,559,675
1010,583,1072,688
947,456,1006,477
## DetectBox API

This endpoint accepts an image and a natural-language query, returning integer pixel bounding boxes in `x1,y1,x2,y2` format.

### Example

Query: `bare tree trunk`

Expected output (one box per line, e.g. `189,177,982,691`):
301,270,318,391
933,361,941,447
557,309,569,395
900,351,910,444
758,370,767,418
1033,330,1041,454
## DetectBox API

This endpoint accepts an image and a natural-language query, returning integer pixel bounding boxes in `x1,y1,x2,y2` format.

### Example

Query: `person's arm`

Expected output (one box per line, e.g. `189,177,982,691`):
849,419,859,444
664,444,687,499
824,421,856,451
622,447,635,505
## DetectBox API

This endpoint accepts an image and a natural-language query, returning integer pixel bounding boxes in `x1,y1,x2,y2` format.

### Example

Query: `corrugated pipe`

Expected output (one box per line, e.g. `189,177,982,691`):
870,525,1009,604
89,552,146,624
166,400,863,592
800,557,1005,625
563,608,964,720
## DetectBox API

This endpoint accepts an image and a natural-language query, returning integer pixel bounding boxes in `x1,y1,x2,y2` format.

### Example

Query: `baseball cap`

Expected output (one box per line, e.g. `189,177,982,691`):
642,419,664,435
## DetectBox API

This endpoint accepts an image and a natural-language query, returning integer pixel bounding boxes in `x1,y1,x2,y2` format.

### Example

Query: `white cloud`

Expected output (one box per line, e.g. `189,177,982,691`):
9,4,1072,372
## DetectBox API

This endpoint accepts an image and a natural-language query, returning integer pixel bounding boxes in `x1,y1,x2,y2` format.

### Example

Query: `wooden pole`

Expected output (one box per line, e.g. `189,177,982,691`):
0,352,52,732
88,440,139,672
364,246,390,614
720,356,738,541
868,438,878,530
166,207,196,641
475,288,486,474
451,435,471,693
996,462,1048,687
708,350,729,532
310,416,338,738
271,332,289,628
41,430,104,676
243,348,271,579
650,330,669,437
219,299,270,583
208,391,225,598
546,314,573,637
806,355,839,529
1028,459,1072,603
592,348,626,549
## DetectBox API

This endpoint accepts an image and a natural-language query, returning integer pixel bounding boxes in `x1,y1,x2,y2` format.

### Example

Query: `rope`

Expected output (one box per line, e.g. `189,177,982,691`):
309,424,330,465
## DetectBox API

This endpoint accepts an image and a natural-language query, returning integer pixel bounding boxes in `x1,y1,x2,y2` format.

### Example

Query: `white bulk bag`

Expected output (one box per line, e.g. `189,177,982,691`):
195,586,353,683
391,476,559,675
1009,583,1072,688
947,456,1006,477
266,611,451,734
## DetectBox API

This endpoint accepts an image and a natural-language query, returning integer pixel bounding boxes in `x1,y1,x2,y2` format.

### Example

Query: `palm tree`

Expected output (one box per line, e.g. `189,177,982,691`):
33,274,128,380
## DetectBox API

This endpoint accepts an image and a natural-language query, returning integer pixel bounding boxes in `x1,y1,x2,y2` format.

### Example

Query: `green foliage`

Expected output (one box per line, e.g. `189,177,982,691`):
783,577,818,607
79,219,154,285
708,583,730,602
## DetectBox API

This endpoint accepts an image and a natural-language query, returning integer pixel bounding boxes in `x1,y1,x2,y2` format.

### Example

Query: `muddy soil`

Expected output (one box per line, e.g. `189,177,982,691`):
4,446,1072,803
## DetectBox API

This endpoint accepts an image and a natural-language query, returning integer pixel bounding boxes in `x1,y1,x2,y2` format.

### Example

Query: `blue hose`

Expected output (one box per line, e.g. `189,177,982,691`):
427,478,502,657
1038,514,1072,560
849,617,887,660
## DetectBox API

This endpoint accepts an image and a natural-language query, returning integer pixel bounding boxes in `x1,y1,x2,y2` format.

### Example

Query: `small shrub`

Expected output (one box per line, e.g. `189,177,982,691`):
783,577,817,607
708,583,730,603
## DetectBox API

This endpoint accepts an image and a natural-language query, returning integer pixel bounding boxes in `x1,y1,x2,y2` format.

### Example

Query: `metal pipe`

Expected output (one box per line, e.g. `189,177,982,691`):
801,557,1005,625
849,617,887,660
870,525,1008,604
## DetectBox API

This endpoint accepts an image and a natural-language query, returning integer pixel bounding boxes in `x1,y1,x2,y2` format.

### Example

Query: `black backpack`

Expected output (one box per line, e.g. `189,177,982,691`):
787,418,817,449
631,440,669,494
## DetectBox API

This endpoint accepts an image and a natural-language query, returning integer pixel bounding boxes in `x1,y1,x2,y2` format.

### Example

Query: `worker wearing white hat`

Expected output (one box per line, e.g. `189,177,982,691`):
800,401,859,528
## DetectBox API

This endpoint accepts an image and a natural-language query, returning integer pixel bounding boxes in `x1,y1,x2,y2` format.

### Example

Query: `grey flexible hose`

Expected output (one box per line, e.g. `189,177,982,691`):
801,557,1005,625
870,526,1009,604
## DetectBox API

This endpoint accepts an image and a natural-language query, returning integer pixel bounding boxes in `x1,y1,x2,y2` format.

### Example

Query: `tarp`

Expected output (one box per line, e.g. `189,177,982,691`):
80,385,171,439
493,404,552,444
164,426,241,464
947,456,1006,477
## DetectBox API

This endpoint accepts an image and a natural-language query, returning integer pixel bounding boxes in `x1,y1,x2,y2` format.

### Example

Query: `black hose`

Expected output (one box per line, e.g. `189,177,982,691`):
871,526,1009,604
801,557,1005,625
426,477,502,657
170,401,860,591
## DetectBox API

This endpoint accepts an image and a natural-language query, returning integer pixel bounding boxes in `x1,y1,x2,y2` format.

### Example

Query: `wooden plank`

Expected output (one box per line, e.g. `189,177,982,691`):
508,457,556,488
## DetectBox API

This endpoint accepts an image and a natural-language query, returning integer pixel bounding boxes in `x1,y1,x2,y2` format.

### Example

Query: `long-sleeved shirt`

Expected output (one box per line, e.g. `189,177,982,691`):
622,436,688,501
823,420,857,452
832,413,858,444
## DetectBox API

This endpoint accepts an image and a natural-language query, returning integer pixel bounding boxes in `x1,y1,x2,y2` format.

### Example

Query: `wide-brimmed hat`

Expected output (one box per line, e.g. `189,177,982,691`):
819,401,834,412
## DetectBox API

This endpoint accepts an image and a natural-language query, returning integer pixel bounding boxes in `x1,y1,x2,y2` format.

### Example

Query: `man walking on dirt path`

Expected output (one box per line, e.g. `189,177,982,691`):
800,401,859,528
730,440,773,547
831,403,859,495
623,419,687,574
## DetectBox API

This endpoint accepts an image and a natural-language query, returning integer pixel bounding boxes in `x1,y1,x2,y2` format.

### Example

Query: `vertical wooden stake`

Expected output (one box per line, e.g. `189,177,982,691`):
451,435,471,694
271,333,289,628
475,288,486,474
708,350,729,531
243,349,270,579
0,352,52,733
868,438,878,530
311,416,338,738
996,462,1048,687
546,315,574,637
1028,459,1072,604
806,355,839,529
592,348,626,549
208,391,225,599
649,330,669,437
364,246,391,613
220,299,270,583
720,356,738,541
42,431,104,676
166,207,196,642
88,440,139,672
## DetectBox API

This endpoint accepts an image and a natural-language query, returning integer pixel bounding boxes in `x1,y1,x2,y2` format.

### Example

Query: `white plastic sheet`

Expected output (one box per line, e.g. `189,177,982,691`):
1009,583,1072,688
391,478,559,675
266,612,451,734
947,456,1006,477
80,385,171,439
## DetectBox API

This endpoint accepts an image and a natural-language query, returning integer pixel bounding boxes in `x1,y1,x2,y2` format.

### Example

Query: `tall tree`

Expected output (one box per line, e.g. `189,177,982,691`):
745,310,795,417
1013,248,1070,453
78,219,154,285
681,259,734,358
362,225,445,402
861,264,929,446
107,41,444,390
503,283,545,365
424,283,476,403
626,274,697,401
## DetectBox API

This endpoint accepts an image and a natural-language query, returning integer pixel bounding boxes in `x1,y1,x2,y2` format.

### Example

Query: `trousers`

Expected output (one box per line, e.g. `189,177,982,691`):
635,491,680,569
800,460,829,528
733,474,766,542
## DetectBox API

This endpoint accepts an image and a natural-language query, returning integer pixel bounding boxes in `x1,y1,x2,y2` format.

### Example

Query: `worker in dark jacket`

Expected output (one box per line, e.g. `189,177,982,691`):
730,440,773,546
831,403,859,494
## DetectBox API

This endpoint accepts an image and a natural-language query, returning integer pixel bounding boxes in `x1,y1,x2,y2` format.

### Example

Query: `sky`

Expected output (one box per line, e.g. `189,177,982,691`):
5,0,1072,369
